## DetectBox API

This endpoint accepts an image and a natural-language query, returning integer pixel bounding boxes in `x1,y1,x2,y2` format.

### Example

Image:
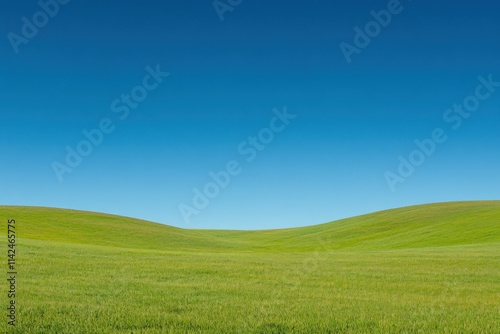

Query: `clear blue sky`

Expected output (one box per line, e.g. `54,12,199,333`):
1,0,499,229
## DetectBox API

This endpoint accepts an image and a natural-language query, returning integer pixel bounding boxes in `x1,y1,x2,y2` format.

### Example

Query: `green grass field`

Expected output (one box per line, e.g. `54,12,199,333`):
1,201,499,333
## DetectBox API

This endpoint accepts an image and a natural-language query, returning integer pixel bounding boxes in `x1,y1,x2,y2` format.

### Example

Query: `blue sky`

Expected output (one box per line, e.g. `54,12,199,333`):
1,0,499,229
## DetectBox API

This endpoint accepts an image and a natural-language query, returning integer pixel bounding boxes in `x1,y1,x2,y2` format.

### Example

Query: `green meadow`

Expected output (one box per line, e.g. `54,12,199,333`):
1,201,499,333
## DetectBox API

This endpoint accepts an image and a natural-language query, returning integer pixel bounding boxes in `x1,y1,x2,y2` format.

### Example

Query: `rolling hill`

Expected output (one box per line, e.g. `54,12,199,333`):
4,200,499,251
1,201,499,333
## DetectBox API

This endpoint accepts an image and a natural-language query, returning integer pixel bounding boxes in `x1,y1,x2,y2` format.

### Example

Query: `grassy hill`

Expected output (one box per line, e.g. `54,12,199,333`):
1,201,499,333
5,200,500,251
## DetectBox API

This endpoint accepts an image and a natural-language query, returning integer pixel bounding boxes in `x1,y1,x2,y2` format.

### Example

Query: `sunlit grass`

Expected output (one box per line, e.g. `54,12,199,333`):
1,201,499,333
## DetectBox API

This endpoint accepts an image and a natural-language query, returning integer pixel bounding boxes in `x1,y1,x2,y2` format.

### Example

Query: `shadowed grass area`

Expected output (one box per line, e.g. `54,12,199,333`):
1,201,499,333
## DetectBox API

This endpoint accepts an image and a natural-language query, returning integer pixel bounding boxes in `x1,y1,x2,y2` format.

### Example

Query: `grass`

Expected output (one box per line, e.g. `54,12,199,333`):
1,201,499,333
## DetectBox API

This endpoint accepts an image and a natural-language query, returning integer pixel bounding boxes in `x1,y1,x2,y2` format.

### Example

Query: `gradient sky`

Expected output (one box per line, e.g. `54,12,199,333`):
1,0,499,229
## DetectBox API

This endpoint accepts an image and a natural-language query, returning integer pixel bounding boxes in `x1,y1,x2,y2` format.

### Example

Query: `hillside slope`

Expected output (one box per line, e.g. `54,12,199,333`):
2,201,499,252
2,201,499,333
